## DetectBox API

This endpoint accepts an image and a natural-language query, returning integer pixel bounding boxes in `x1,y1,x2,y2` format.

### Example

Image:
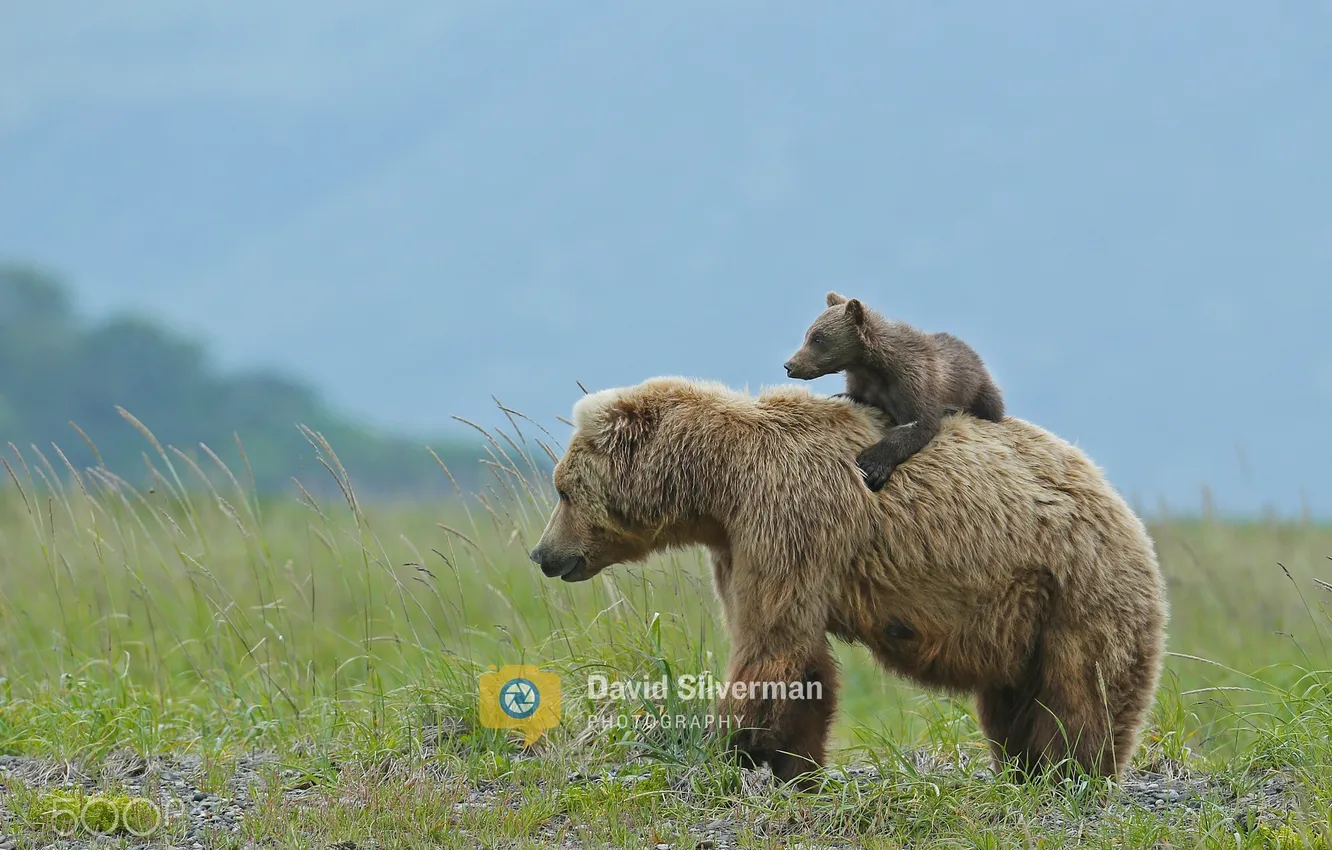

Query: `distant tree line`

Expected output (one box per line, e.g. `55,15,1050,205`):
0,263,489,495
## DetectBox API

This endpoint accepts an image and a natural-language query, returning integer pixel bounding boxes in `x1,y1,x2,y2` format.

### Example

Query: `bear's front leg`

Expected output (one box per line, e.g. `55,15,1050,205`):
716,641,839,787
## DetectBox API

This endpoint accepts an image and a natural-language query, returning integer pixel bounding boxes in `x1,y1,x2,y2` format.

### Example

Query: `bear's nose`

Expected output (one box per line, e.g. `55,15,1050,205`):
783,360,796,377
542,553,585,579
530,546,585,579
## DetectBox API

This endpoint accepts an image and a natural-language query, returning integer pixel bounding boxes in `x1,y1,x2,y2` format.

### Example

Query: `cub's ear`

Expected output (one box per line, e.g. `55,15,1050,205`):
825,291,848,307
845,298,866,325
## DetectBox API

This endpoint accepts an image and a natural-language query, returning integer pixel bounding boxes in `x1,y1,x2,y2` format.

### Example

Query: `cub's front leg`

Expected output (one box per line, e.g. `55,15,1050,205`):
855,416,942,492
854,386,948,492
854,438,902,492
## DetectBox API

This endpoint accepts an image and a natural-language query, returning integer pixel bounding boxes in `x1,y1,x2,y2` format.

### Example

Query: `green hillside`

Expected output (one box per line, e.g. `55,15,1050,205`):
0,263,487,495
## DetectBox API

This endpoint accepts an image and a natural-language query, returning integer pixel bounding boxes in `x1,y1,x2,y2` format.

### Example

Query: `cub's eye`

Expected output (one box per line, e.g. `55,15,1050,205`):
557,490,571,503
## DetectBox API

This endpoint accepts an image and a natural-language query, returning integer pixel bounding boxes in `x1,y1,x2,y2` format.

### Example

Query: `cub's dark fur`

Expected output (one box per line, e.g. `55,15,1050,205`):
783,292,1005,491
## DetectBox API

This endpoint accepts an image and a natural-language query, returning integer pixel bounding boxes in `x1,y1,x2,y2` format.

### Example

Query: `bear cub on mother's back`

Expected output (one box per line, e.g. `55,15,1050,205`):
784,292,1005,491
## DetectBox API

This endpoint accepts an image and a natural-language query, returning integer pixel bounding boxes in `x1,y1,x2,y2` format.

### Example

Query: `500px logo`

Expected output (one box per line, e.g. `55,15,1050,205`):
34,792,183,838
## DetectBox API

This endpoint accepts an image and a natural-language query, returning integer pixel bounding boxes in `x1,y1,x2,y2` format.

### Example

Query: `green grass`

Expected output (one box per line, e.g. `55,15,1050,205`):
0,417,1330,848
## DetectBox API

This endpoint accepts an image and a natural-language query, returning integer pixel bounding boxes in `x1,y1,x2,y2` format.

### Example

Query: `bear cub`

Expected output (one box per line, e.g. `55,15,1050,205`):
784,292,1005,491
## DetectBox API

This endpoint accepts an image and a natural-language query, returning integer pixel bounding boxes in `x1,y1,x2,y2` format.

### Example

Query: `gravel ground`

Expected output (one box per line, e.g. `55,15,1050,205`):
0,750,1303,849
0,751,278,849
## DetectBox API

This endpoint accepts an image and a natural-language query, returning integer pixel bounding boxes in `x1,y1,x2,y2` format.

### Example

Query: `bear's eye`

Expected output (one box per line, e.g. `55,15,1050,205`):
557,490,571,504
810,332,826,346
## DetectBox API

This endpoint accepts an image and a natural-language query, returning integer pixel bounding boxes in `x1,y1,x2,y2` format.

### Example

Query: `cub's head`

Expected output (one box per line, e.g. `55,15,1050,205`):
528,381,692,582
784,291,870,380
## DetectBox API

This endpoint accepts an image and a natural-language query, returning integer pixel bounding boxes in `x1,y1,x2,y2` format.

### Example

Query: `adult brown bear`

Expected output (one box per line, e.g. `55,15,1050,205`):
529,377,1167,783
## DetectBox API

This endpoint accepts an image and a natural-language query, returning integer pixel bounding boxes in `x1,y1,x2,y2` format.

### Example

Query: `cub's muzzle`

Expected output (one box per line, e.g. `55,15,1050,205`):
784,358,819,380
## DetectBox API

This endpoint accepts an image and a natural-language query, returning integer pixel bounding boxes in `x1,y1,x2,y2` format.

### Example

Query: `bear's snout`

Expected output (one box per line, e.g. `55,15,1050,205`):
529,547,586,580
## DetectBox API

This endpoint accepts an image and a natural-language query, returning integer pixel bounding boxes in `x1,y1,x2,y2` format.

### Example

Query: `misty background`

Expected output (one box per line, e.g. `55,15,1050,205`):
1,3,1328,512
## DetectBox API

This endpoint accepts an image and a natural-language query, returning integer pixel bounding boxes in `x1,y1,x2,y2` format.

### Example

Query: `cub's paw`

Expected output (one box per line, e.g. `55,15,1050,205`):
855,448,897,492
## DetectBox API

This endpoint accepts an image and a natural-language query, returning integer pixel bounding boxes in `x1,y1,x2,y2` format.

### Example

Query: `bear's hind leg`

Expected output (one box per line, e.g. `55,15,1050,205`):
976,682,1039,778
1014,634,1118,779
969,381,1006,423
1023,695,1115,779
1106,627,1165,777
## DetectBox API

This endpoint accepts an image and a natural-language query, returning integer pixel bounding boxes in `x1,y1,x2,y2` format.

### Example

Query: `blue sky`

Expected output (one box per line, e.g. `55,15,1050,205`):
2,2,1329,513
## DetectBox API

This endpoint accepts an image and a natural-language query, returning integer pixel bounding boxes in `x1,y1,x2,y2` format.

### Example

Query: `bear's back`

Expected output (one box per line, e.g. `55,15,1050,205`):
750,385,1159,595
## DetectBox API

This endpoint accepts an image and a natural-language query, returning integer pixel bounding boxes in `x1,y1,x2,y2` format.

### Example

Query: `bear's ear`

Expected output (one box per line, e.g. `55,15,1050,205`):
825,291,848,307
845,298,866,325
600,397,657,467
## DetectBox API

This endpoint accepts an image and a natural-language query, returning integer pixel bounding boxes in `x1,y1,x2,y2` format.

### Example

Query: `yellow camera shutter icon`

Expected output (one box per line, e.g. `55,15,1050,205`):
479,665,561,746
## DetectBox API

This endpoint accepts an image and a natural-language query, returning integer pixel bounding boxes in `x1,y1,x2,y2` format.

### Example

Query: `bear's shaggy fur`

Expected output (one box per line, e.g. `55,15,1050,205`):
530,377,1167,783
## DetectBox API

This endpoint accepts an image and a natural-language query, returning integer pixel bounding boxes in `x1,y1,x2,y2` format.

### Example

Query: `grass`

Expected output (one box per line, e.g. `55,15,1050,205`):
0,412,1329,847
